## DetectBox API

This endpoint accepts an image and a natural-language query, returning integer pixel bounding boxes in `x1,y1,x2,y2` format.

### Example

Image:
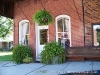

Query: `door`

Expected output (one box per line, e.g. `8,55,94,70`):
36,24,48,61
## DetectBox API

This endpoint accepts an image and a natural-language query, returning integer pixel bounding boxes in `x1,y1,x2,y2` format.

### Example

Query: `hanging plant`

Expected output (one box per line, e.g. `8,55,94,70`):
33,10,53,25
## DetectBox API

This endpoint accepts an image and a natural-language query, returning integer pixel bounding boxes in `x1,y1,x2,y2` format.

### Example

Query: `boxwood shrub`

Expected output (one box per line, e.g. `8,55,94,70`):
12,45,33,64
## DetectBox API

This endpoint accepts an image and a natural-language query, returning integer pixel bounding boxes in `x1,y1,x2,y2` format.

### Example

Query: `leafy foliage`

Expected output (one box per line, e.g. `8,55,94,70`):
12,45,33,64
33,10,53,25
23,55,33,63
0,16,13,39
40,41,66,64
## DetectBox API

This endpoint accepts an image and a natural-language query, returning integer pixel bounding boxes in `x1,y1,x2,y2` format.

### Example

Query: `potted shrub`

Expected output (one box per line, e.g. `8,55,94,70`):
33,10,53,25
40,41,66,64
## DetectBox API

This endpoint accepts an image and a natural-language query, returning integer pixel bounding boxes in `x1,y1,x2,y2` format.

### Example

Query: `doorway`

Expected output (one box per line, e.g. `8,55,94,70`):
36,23,49,61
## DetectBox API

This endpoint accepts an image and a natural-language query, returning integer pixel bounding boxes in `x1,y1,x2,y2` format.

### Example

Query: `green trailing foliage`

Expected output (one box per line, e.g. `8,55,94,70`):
33,10,53,25
12,45,33,64
40,41,66,64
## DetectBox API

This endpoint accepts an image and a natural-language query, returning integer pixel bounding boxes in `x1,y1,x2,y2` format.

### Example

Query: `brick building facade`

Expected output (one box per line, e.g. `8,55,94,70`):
14,0,84,60
84,0,100,46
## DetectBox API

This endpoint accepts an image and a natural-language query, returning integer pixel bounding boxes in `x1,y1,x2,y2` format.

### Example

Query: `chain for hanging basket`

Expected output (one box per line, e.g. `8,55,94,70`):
33,10,53,25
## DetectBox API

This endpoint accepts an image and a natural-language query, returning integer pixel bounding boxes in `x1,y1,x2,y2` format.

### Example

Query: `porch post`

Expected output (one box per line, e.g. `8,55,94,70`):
82,0,85,46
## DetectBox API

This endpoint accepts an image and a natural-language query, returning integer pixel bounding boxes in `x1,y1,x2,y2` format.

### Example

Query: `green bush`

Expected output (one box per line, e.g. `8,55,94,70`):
12,45,33,64
40,41,66,64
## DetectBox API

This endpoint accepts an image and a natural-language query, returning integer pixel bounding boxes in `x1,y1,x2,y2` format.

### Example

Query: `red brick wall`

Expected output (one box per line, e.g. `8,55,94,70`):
14,0,84,57
84,0,100,46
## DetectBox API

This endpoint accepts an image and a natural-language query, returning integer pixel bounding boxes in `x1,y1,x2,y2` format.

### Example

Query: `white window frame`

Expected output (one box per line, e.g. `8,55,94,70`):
55,15,72,47
19,20,30,45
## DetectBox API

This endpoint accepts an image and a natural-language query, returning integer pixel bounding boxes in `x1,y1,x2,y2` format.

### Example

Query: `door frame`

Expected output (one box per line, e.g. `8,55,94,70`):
35,23,48,61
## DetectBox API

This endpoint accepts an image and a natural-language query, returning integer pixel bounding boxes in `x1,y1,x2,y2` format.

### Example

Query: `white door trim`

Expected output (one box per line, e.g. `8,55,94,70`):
35,23,48,61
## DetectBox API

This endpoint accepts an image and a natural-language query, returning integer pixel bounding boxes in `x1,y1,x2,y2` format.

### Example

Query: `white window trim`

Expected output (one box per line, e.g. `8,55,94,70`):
19,20,30,45
55,15,72,47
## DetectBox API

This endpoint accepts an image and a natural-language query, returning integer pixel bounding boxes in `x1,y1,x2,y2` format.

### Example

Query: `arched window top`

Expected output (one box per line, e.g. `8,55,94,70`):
19,20,29,25
56,15,70,21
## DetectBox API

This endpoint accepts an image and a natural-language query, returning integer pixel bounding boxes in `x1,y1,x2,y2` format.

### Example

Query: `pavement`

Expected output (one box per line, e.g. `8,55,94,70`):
0,61,100,75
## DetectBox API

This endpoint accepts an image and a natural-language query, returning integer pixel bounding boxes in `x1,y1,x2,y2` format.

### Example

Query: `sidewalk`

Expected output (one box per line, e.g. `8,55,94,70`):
0,61,100,75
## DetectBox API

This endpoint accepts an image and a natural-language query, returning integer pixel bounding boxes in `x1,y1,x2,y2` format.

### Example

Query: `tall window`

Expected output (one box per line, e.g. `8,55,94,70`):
93,24,100,46
56,15,71,47
19,20,29,45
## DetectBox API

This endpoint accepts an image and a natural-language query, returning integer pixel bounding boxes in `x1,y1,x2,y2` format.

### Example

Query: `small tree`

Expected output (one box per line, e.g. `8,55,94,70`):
0,16,13,39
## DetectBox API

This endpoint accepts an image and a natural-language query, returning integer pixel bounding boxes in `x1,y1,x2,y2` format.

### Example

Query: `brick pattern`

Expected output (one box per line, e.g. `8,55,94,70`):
14,0,84,57
84,0,100,46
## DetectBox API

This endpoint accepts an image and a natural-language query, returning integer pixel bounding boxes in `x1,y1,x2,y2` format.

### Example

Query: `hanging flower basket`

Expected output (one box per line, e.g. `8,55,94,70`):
33,10,53,25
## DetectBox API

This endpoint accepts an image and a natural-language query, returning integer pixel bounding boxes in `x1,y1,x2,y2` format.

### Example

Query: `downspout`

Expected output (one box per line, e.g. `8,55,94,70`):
82,0,85,46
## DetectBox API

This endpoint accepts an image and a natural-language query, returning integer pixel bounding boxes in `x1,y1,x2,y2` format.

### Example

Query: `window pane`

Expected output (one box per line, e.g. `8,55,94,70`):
26,23,29,34
64,18,69,32
40,29,48,45
93,25,100,46
58,33,63,38
58,19,63,32
64,33,68,38
24,34,29,46
21,22,29,45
